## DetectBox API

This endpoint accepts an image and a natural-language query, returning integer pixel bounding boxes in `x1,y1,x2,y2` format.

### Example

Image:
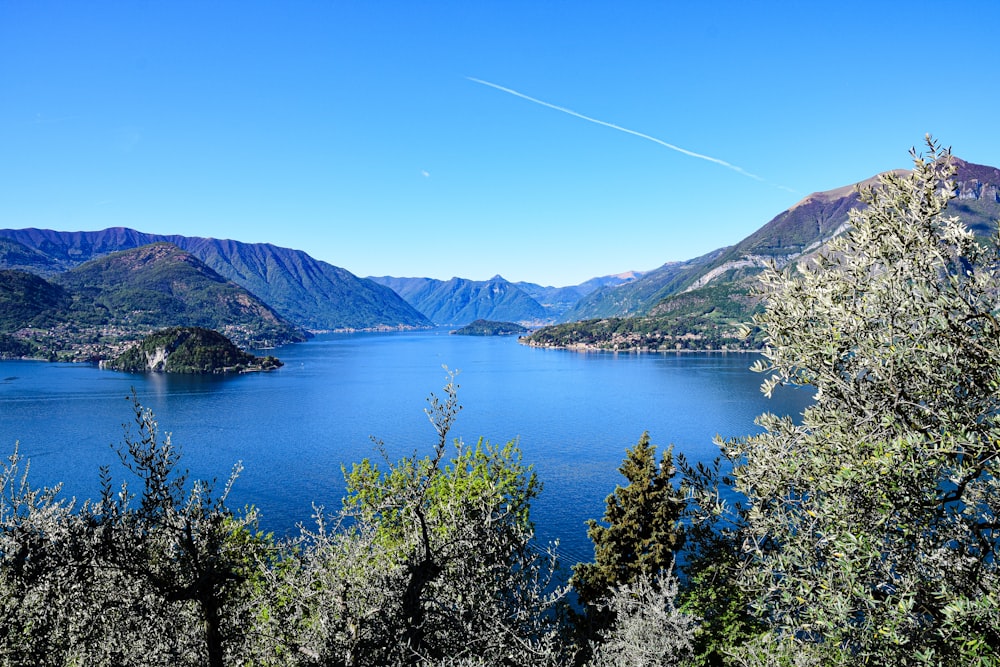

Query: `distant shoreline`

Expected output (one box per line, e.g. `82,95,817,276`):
518,338,761,354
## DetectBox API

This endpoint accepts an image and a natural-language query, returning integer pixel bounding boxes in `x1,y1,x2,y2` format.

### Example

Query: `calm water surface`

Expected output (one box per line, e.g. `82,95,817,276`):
0,330,811,566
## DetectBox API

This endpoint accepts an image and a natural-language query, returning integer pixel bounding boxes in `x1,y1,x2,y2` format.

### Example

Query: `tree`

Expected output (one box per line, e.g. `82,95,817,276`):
676,454,764,667
725,137,1000,663
585,569,697,667
0,444,83,665
0,395,283,666
280,371,569,666
89,393,271,667
571,431,684,657
573,432,684,606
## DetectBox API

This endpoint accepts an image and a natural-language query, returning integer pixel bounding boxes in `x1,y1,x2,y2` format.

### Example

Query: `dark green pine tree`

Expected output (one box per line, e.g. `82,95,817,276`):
572,431,684,610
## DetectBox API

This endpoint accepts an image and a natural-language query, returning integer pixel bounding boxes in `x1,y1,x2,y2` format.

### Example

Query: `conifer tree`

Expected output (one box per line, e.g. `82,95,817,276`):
572,432,684,610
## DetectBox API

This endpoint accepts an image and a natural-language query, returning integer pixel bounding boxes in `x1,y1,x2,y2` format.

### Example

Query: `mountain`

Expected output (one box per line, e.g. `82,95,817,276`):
515,272,642,320
369,275,550,325
0,227,431,331
525,157,1000,350
0,269,73,331
0,237,64,275
560,251,727,322
52,243,307,346
105,326,283,374
673,158,1000,296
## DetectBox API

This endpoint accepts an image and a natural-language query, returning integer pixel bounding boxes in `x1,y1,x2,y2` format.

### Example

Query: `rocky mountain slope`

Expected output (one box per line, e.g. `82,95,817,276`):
525,156,1000,350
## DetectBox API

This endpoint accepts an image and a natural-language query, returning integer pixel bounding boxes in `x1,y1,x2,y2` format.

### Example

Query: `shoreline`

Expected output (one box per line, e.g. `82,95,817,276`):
518,338,762,354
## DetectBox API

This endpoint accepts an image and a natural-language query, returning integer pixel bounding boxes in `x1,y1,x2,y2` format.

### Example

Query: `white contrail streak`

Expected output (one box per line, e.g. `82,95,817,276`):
467,77,763,181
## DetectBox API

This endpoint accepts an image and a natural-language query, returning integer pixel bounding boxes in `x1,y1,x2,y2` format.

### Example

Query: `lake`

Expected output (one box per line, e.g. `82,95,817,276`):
0,329,812,567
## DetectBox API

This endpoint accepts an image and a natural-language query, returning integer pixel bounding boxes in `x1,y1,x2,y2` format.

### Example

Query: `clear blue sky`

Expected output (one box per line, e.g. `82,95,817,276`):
3,1,998,287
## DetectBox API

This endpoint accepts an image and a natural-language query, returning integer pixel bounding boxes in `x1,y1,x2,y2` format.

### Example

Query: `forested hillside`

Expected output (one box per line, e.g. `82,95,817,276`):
0,228,432,331
0,243,306,360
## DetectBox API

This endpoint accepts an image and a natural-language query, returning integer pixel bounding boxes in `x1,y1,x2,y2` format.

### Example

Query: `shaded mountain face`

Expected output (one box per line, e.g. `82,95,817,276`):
0,227,431,331
0,269,72,331
369,275,550,326
0,238,64,275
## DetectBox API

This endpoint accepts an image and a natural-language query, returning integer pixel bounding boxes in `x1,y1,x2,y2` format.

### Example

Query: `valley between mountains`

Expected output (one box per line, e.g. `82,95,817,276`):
2,157,998,362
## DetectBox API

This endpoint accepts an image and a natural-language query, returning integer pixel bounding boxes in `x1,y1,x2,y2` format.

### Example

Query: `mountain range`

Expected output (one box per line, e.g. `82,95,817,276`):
368,273,641,325
3,156,998,357
0,228,430,331
525,157,1000,350
0,242,309,359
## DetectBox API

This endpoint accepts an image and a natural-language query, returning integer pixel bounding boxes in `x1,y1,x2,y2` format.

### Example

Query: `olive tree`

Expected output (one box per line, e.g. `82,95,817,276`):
0,396,280,666
585,569,696,667
726,137,1000,663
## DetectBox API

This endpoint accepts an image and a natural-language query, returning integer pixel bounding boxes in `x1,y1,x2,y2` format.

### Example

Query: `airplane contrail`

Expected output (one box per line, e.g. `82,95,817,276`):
467,76,763,181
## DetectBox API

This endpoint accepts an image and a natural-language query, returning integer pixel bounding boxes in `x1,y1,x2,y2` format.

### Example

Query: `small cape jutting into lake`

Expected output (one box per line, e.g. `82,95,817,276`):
103,326,282,374
449,319,529,336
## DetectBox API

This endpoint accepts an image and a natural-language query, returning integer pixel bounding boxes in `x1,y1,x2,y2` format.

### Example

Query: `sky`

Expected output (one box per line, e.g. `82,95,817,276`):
2,1,999,287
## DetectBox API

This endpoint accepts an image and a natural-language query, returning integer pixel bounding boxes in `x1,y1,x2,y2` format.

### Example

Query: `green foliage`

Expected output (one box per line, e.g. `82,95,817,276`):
585,570,697,667
0,395,278,666
722,137,1000,663
449,319,529,336
314,371,567,665
676,455,765,666
0,270,72,332
571,433,686,666
0,333,35,359
573,433,684,609
106,326,283,374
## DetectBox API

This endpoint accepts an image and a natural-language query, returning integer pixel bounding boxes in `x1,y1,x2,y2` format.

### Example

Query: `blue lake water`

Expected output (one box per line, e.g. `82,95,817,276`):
0,329,811,567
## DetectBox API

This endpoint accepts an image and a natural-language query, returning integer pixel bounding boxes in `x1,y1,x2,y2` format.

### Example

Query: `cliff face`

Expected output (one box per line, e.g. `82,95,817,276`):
952,158,1000,197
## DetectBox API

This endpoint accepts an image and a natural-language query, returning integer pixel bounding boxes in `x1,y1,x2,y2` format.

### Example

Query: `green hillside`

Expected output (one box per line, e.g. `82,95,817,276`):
106,326,282,373
450,319,529,336
0,244,307,360
0,227,432,331
52,243,306,347
0,270,73,330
